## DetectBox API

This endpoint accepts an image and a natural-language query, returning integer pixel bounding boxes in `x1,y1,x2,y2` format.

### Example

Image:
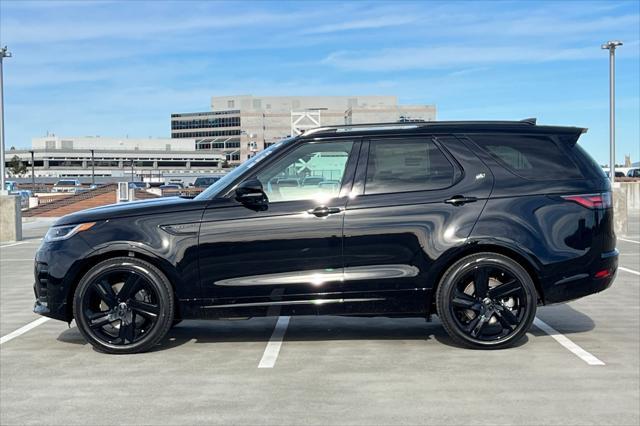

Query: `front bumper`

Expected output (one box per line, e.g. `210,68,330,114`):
32,237,93,322
33,260,68,321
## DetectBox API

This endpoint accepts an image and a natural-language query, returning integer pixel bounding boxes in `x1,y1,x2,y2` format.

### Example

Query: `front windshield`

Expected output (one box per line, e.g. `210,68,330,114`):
195,137,295,200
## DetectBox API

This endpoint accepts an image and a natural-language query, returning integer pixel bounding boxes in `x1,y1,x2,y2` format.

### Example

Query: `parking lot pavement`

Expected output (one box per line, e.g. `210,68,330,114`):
1,223,639,425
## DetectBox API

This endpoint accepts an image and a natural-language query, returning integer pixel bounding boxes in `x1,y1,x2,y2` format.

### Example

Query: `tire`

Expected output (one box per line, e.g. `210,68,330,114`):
73,257,174,354
436,252,537,349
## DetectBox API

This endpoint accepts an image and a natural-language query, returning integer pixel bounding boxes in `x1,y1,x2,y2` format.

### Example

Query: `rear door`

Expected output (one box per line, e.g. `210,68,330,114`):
341,135,493,315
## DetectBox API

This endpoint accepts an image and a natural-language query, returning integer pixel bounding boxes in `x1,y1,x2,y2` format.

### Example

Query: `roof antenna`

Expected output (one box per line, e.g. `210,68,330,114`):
520,118,537,125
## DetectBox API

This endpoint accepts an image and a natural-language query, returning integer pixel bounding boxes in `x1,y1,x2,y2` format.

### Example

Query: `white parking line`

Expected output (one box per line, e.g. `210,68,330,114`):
619,267,640,276
533,317,605,366
0,259,35,261
0,241,28,248
618,238,640,244
0,317,50,345
258,316,290,368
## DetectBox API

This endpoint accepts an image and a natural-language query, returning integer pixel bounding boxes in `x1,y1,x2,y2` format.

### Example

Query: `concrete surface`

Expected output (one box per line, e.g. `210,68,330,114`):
0,220,638,425
0,195,22,242
621,182,640,209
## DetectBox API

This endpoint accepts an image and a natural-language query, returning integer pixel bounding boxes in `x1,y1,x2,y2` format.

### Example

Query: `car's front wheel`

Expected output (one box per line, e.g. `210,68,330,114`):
73,257,174,354
436,253,537,349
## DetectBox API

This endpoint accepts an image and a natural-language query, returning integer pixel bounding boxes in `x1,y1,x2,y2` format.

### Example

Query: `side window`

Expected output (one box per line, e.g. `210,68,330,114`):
364,139,454,195
257,141,354,203
471,134,583,180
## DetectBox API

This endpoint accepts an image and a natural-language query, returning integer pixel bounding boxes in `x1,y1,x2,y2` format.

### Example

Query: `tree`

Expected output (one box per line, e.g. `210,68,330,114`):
8,155,27,177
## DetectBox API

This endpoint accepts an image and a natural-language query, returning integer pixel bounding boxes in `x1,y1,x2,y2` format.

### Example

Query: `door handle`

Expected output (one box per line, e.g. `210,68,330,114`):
444,195,478,206
308,206,342,217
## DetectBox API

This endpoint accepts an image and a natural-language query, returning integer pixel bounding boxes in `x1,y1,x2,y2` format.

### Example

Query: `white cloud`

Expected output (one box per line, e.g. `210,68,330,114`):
301,16,417,34
324,44,638,71
2,9,307,44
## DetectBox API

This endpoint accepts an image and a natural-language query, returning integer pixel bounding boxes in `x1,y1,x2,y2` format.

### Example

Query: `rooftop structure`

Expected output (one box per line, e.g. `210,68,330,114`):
172,95,436,164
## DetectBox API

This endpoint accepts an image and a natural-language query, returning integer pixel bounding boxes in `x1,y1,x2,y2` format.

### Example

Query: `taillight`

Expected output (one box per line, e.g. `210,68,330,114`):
594,269,612,279
562,192,612,209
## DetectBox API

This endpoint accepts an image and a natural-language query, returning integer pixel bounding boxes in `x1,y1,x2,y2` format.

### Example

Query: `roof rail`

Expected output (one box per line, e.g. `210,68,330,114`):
303,119,544,136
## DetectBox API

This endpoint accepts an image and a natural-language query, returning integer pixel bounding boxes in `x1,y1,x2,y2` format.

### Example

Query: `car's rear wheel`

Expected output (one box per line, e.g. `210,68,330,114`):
73,257,174,354
436,253,537,349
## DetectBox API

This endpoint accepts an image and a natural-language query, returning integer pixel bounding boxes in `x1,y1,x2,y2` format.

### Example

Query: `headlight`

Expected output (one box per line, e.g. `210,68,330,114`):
44,222,96,242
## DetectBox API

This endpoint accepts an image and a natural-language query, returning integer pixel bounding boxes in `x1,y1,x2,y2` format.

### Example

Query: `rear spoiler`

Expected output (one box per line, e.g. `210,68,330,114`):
558,127,588,145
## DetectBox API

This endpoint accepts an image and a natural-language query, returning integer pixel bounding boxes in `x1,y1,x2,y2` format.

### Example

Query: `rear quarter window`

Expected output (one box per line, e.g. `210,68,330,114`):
470,134,583,180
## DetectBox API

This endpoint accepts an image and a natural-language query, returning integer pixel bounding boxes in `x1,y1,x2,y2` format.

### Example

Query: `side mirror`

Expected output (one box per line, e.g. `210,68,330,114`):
235,178,268,210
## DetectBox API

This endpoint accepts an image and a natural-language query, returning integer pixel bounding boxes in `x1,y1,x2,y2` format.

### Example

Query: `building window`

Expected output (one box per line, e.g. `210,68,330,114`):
61,140,74,149
172,129,241,138
253,99,262,109
48,160,84,168
227,100,235,109
45,140,56,150
191,161,219,167
165,144,171,151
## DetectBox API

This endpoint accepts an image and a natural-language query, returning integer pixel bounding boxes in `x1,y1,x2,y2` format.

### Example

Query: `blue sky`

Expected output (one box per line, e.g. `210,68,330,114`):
0,0,638,165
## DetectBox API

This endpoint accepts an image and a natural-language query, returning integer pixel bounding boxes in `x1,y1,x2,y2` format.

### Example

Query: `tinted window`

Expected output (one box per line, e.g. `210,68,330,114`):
257,141,354,203
195,138,292,200
365,139,454,195
471,135,582,179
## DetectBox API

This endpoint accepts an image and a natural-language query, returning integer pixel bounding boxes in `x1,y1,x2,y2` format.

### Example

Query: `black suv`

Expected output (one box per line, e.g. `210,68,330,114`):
34,120,617,353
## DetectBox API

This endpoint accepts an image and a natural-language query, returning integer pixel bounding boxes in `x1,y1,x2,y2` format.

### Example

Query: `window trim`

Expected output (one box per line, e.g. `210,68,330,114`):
359,136,461,197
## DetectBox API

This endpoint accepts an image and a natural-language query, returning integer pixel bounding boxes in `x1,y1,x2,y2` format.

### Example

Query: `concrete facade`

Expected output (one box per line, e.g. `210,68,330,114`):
32,135,197,151
3,136,224,179
0,195,22,242
172,95,436,164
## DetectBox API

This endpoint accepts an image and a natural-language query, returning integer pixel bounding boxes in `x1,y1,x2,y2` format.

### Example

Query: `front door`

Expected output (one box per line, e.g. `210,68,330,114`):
198,139,359,317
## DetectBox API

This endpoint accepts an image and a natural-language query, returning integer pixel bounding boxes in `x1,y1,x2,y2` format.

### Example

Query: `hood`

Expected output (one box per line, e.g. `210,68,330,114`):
54,196,209,226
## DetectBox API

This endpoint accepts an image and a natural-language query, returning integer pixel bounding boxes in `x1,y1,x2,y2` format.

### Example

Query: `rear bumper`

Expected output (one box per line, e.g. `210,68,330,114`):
543,249,618,304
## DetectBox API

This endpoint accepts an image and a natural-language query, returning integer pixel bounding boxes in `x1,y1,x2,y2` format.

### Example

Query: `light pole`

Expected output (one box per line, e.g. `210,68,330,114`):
90,149,95,185
0,46,12,194
601,40,623,186
29,150,35,191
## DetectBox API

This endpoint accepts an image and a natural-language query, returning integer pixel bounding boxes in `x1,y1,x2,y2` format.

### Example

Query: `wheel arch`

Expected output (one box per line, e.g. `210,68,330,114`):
64,245,182,321
427,241,546,314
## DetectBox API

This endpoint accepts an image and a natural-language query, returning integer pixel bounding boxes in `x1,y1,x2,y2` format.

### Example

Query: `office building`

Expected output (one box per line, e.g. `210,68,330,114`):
171,95,436,164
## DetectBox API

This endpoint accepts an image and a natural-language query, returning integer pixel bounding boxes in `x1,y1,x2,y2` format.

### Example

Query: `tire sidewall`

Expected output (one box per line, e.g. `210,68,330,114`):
437,253,537,349
73,257,174,354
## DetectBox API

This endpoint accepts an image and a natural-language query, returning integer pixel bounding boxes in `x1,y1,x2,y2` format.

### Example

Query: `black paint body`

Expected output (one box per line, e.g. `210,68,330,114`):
33,122,617,323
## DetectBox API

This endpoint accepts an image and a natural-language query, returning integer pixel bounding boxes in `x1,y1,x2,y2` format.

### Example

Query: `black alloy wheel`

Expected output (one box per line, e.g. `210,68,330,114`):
74,257,174,354
436,253,537,349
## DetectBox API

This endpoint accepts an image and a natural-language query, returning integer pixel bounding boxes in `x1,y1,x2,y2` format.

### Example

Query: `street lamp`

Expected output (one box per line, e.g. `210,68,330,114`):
29,150,35,191
0,46,12,194
601,40,623,186
90,149,95,185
